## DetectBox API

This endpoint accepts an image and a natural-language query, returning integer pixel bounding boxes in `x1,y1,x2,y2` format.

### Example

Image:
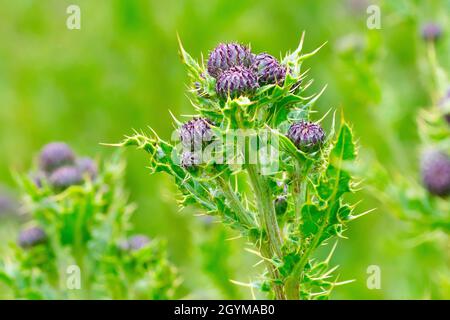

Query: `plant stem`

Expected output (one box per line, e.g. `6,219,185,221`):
246,164,286,300
247,164,283,257
218,176,256,229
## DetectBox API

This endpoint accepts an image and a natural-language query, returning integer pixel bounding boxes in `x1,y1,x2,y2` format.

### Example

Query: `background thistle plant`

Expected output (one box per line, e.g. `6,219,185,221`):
0,145,180,300
118,33,366,300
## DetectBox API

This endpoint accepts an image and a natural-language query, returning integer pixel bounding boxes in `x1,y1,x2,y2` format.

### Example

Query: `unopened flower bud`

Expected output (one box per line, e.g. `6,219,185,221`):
39,142,75,174
18,226,47,248
49,166,83,190
207,43,254,78
421,150,450,197
179,118,213,151
253,53,286,85
274,196,288,216
76,157,98,180
421,23,442,42
216,66,258,98
180,151,201,169
287,121,325,152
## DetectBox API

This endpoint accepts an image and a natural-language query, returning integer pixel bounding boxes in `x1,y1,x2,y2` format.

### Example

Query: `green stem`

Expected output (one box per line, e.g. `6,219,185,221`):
218,176,256,229
246,164,286,300
247,165,283,257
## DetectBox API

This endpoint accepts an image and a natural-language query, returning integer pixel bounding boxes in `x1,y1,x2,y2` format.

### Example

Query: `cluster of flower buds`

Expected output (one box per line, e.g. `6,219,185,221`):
35,142,98,191
420,150,450,197
287,121,326,153
207,43,287,98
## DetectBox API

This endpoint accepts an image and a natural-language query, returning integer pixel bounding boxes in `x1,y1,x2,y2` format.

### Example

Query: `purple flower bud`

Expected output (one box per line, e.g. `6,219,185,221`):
287,121,326,152
39,142,75,174
76,157,98,180
216,66,258,98
421,23,442,42
274,196,287,216
119,235,150,252
49,166,83,190
179,118,213,151
421,150,450,197
207,43,254,78
18,226,47,248
253,53,286,85
181,151,201,169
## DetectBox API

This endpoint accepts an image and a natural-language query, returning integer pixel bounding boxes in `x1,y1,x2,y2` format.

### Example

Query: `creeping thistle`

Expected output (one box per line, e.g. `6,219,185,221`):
118,34,364,300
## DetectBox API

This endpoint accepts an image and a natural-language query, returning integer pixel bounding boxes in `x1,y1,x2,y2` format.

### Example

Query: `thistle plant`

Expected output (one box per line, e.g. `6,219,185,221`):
117,34,365,300
0,143,179,299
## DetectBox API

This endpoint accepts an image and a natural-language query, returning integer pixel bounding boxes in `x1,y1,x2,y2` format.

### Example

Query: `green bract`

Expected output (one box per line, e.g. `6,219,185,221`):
118,34,365,300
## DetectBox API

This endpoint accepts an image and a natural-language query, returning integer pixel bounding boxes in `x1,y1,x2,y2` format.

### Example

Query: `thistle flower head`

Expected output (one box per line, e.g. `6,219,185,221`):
274,196,288,216
180,151,201,169
420,150,450,197
49,166,83,190
39,142,75,174
18,226,47,248
287,121,326,152
216,66,258,98
207,43,254,78
119,235,150,252
179,118,213,151
253,53,286,85
421,22,442,42
76,157,98,180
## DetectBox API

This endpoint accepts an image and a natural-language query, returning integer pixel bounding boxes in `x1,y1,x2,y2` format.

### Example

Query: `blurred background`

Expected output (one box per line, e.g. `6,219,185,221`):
0,0,449,299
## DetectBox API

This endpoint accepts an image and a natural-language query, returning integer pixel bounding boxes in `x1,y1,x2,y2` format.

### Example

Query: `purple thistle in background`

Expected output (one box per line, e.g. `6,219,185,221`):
253,53,286,85
76,157,98,180
119,235,150,252
421,22,442,42
420,150,450,197
287,121,326,152
18,226,47,248
207,43,254,78
39,142,75,174
179,118,213,152
49,166,83,190
216,66,259,98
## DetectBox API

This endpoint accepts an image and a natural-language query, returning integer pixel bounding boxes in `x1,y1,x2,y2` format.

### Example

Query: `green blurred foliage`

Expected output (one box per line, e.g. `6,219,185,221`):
0,0,449,299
